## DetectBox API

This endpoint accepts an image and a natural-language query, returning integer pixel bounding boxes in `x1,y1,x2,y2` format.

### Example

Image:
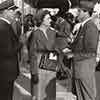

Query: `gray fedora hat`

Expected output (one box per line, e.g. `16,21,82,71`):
79,1,94,11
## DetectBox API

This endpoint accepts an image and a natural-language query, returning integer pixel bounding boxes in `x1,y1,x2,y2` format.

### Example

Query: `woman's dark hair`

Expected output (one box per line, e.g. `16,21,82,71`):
35,10,51,27
15,11,22,17
63,12,74,23
24,14,34,33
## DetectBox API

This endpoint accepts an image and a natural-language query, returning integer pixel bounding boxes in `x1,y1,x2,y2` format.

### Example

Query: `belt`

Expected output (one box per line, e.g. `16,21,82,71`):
74,52,96,57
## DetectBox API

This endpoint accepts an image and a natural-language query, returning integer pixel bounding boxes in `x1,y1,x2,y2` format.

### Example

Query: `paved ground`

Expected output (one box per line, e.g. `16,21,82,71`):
13,68,56,100
95,71,100,100
12,66,100,100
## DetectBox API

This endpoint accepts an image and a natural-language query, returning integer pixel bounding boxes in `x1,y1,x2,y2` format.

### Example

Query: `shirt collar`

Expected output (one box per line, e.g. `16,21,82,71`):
0,17,11,24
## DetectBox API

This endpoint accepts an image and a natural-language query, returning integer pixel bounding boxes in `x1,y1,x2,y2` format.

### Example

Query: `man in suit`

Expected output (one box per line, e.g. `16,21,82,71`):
0,0,19,100
72,1,99,100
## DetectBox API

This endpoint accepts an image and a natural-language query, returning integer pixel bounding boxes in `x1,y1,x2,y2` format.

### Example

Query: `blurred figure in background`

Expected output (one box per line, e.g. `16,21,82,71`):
0,1,19,100
19,13,35,73
24,14,34,34
55,8,79,81
12,10,22,39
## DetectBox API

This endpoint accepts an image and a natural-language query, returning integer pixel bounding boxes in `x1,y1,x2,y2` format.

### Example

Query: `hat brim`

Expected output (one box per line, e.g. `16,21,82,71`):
8,5,18,10
79,1,94,11
0,0,18,11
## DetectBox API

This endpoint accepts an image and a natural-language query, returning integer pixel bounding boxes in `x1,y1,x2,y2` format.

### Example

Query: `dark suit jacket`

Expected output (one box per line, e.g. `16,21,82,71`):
73,19,99,60
0,19,19,81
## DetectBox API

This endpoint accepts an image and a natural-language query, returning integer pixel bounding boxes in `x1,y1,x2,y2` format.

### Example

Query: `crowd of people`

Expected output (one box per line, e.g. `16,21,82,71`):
0,0,100,100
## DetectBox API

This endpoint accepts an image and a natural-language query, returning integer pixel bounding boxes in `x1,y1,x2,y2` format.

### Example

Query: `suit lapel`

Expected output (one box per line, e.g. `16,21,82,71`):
73,25,83,44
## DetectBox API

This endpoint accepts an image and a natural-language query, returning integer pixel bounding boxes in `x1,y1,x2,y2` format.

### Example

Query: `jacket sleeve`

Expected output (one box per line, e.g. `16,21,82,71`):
29,31,38,74
29,31,44,74
83,21,99,53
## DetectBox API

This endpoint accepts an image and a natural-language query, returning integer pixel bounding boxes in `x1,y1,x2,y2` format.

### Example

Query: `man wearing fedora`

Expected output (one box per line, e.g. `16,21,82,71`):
72,1,99,100
0,0,19,100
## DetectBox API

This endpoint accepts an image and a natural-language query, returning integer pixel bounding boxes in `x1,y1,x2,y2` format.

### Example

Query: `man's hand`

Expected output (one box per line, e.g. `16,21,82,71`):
62,48,71,53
